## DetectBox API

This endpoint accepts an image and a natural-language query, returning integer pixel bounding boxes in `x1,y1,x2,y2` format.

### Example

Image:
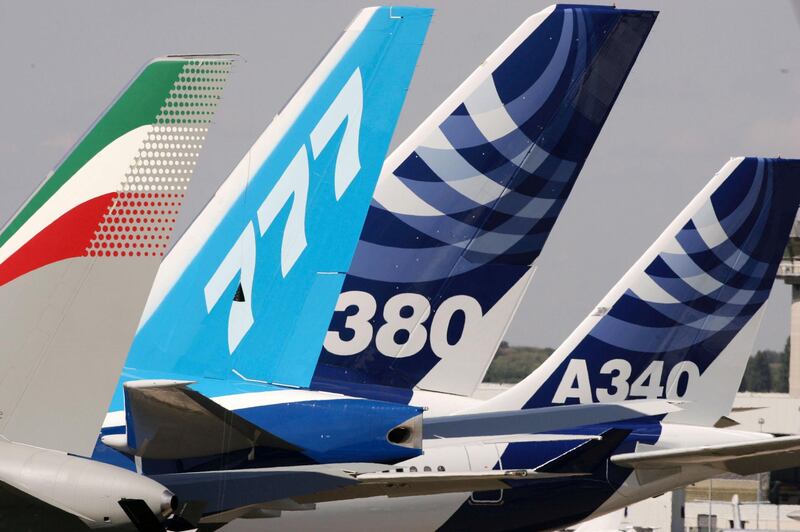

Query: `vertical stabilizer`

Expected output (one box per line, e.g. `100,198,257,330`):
472,158,800,427
127,8,432,388
314,5,657,400
0,56,233,454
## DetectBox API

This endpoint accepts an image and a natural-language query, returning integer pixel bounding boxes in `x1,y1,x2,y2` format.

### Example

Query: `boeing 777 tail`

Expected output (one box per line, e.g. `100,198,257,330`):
125,7,432,388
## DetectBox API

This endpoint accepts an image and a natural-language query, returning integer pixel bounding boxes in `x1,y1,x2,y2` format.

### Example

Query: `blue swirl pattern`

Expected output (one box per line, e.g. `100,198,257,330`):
313,6,658,398
351,6,654,282
528,157,800,408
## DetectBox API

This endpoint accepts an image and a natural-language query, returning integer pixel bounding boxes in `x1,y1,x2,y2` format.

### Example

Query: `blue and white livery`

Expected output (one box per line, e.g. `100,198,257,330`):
477,157,796,426
93,6,433,472
126,6,432,387
314,3,657,400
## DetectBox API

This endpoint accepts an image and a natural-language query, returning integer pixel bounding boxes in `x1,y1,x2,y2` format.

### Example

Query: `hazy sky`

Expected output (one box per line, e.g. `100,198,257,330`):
1,1,799,353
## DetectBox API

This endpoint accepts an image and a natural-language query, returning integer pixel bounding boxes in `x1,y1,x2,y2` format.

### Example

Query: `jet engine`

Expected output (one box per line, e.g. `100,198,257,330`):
0,439,174,529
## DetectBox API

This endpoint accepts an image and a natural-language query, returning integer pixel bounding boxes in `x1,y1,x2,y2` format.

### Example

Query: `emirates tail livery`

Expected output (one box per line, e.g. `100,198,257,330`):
0,56,233,530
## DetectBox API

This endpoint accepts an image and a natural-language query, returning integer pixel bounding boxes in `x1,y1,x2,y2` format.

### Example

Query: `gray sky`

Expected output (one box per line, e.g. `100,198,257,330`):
1,1,799,353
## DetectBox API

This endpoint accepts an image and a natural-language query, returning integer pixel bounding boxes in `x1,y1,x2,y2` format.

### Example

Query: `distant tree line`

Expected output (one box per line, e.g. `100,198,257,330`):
739,338,790,393
483,342,552,384
484,339,791,392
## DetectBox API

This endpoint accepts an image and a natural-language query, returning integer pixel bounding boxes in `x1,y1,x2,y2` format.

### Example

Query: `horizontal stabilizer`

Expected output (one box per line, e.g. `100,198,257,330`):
117,498,163,532
168,463,584,523
102,380,299,459
424,399,680,439
714,416,739,428
537,428,631,474
611,435,800,475
348,468,577,499
153,464,369,516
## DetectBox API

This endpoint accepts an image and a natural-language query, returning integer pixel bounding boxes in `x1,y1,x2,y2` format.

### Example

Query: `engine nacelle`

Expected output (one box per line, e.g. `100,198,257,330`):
0,440,174,529
240,397,425,464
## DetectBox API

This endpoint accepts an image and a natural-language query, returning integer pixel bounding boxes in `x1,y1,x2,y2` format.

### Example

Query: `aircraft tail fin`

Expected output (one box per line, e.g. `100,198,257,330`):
313,5,658,399
0,55,233,454
472,157,800,427
127,8,432,388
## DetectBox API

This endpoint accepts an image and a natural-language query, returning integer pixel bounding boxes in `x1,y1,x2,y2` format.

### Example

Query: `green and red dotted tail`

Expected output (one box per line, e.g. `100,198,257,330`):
0,55,234,285
0,55,233,457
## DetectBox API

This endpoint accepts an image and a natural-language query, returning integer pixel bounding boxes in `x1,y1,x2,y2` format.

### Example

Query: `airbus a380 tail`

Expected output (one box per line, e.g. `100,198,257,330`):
0,56,232,530
314,4,657,404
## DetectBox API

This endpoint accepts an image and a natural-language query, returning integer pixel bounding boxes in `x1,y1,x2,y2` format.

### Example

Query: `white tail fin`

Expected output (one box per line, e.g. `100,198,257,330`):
0,55,233,454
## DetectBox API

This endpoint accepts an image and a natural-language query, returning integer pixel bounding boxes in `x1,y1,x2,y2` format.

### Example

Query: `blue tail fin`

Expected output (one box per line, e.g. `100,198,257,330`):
475,157,800,426
313,5,657,399
126,7,432,387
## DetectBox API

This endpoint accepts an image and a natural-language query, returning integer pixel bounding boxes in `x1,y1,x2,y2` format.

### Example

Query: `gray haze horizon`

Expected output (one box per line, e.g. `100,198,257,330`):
1,1,799,355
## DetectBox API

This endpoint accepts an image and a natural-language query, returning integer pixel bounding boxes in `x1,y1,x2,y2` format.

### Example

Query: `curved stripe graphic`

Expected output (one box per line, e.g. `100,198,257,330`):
529,158,799,410
0,126,152,264
0,193,115,287
316,5,660,397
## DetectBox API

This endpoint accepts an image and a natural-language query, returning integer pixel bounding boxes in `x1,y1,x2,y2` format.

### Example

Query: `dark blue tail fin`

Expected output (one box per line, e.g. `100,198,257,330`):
313,5,658,400
474,157,800,427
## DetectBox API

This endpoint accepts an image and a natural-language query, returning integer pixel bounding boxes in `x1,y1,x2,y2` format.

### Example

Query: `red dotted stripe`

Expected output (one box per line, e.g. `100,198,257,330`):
85,192,184,258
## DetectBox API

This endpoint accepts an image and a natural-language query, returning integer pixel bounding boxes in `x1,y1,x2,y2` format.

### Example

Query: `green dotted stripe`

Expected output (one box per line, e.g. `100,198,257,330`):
0,60,188,248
